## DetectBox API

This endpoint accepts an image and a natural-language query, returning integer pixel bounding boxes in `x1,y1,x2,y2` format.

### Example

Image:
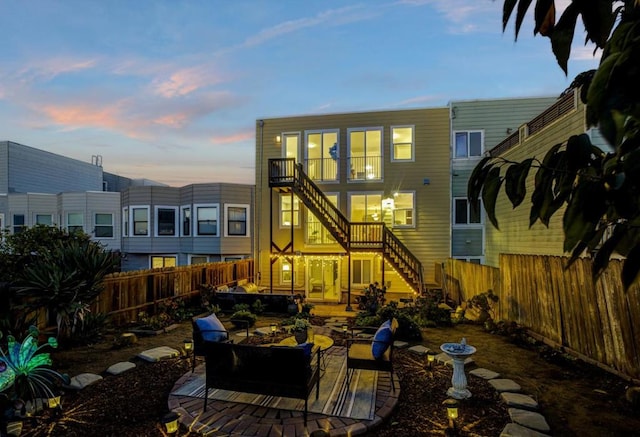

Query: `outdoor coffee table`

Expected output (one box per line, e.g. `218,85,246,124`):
279,334,334,370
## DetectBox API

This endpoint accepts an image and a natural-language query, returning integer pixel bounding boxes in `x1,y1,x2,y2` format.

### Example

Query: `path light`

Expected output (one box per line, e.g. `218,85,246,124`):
271,323,277,335
443,398,459,433
183,339,194,358
47,395,61,409
162,411,180,435
342,324,348,336
426,351,436,369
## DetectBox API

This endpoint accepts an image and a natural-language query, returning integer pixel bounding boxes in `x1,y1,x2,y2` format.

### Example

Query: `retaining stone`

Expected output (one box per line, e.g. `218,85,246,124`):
489,379,522,393
500,423,551,437
137,346,180,362
469,368,501,380
408,345,429,356
106,361,136,375
508,408,551,433
67,373,103,390
394,341,409,349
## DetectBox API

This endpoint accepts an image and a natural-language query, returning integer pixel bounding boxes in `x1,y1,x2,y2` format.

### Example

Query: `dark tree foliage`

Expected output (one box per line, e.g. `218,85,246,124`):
469,1,640,288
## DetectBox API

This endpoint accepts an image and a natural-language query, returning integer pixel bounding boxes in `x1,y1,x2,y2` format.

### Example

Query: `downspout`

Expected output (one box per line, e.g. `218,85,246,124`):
256,120,264,286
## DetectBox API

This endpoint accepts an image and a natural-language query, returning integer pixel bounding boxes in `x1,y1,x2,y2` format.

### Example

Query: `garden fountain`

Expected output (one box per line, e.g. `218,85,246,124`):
440,338,476,399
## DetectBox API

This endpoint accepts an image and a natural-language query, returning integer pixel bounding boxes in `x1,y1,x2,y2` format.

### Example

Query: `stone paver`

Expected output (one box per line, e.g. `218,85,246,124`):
67,373,103,390
137,346,180,362
393,341,409,349
106,361,136,375
500,423,551,437
508,408,551,433
501,393,539,410
469,367,500,380
489,378,522,393
407,345,429,355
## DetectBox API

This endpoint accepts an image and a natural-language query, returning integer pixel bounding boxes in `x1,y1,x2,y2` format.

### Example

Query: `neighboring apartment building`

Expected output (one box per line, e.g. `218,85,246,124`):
483,88,610,266
120,183,254,271
448,96,559,265
255,108,452,304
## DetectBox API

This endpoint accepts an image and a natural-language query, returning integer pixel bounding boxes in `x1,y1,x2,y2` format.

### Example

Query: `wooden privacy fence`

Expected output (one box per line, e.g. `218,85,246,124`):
92,260,254,325
441,259,499,304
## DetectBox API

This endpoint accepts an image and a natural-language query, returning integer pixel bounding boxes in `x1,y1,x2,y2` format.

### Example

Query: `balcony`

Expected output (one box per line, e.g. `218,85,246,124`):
348,156,382,181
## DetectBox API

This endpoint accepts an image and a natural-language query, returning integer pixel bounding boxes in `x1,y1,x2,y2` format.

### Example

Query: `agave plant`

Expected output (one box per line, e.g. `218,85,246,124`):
0,327,69,402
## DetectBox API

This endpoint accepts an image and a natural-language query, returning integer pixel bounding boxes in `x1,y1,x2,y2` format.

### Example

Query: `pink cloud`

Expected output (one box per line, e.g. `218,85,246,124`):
152,66,226,98
40,103,122,131
210,131,254,145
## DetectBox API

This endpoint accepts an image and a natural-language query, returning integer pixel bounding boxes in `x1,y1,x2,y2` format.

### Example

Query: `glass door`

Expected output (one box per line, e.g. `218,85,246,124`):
306,258,340,302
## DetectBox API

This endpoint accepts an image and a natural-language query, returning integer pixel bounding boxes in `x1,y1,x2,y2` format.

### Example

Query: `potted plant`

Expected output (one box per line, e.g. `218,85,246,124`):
291,318,311,344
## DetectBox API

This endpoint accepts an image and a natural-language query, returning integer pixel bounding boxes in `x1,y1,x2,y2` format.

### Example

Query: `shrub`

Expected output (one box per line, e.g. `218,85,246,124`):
230,309,257,328
251,299,265,315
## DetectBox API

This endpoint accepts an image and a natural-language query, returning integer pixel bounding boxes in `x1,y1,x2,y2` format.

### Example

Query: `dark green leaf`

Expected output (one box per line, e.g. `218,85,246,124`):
565,134,594,172
579,0,615,48
504,158,533,208
468,157,494,203
515,0,533,39
622,244,640,291
503,0,518,32
534,0,555,36
592,226,626,280
566,240,588,270
482,167,504,230
550,3,579,74
562,180,604,253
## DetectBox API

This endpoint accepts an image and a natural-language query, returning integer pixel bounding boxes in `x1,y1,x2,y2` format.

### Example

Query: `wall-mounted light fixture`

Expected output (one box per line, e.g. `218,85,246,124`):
382,197,395,210
275,135,281,144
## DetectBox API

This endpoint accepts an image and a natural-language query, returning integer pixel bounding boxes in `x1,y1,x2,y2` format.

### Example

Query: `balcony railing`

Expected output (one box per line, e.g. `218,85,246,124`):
305,157,339,182
348,155,382,181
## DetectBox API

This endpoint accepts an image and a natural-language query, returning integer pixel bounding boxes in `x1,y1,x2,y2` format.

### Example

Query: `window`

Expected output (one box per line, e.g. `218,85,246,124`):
155,207,177,236
454,131,483,158
391,126,414,161
349,193,382,222
13,214,25,234
307,194,338,244
181,206,191,236
305,130,339,182
0,214,3,239
151,256,176,269
122,207,129,237
195,204,218,236
225,204,249,237
190,255,208,265
67,212,84,233
454,198,482,225
95,213,114,238
132,207,149,236
352,259,372,285
454,256,483,264
282,132,301,163
280,195,300,227
392,192,415,227
35,214,53,226
348,127,383,181
281,259,292,284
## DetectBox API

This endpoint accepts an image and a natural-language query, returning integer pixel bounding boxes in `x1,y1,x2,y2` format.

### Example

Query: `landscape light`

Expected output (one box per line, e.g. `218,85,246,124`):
270,323,277,334
162,411,180,434
342,324,348,336
47,395,61,409
427,351,436,368
443,398,459,431
183,339,194,352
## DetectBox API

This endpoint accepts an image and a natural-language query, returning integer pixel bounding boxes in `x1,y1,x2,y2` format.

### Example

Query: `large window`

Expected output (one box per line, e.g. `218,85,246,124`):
195,204,218,236
225,204,249,237
67,212,84,233
95,213,114,238
392,192,415,227
454,198,482,225
155,206,177,236
391,126,414,161
151,256,176,268
454,131,483,158
281,259,292,284
280,195,300,228
132,206,149,236
352,259,372,285
122,207,129,237
12,214,25,234
35,214,53,226
181,206,191,236
349,193,382,222
348,127,383,181
305,130,339,182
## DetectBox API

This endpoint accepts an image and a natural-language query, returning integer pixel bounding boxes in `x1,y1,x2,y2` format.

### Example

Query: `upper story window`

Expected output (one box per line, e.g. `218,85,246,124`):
392,192,415,227
195,204,219,236
391,126,414,162
305,130,339,182
348,127,383,181
35,214,53,226
132,206,149,236
282,132,301,163
155,206,177,237
95,213,114,238
122,207,129,237
181,206,191,237
454,131,483,158
454,198,482,225
225,204,249,237
349,193,383,222
67,212,84,234
280,195,300,228
12,214,25,234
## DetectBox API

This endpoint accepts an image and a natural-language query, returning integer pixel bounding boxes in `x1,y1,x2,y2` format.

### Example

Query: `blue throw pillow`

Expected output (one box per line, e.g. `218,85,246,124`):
371,319,393,359
195,314,227,342
297,342,313,359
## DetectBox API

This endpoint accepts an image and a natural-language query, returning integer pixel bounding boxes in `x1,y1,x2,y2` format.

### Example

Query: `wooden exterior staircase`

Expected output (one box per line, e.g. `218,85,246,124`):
269,158,424,293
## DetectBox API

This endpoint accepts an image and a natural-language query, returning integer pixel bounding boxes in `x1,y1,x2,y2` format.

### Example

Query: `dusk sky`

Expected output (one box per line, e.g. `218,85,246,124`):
0,1,600,186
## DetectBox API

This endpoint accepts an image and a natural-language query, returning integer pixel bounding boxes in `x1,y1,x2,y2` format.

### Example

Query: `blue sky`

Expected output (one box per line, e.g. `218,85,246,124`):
0,0,600,186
